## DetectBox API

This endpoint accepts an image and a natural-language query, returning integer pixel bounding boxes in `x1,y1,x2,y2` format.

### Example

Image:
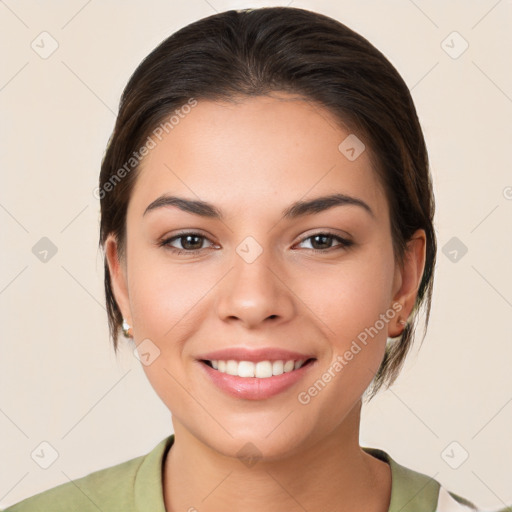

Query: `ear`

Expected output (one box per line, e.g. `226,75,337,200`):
389,229,427,337
105,234,132,326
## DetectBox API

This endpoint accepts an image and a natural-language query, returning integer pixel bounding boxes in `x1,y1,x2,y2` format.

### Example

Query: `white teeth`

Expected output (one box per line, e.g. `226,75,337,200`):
255,361,273,378
284,360,295,372
272,360,284,376
238,360,255,378
226,360,238,375
207,359,307,378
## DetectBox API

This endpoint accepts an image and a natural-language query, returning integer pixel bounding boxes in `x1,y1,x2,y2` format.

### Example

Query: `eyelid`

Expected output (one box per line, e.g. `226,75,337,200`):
158,229,217,250
292,230,353,251
294,227,353,243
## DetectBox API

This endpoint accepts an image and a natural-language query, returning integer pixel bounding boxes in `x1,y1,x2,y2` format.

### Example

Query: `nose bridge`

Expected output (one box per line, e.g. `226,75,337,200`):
215,240,293,327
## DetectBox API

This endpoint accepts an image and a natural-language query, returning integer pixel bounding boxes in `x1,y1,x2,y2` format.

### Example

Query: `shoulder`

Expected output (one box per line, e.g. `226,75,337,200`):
2,436,173,512
2,455,145,512
362,446,480,512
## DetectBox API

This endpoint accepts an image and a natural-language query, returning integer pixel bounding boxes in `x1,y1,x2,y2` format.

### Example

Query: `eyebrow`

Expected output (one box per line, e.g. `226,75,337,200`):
143,193,375,220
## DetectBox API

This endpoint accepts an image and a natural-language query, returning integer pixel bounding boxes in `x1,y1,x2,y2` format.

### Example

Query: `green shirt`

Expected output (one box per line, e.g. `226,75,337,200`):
2,435,483,511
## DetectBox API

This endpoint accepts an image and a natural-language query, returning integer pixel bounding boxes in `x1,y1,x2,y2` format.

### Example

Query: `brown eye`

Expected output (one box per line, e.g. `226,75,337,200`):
297,232,353,252
176,234,205,250
159,232,215,254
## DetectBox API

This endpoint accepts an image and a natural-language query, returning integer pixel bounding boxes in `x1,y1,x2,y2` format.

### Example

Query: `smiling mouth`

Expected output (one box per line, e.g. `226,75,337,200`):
201,358,316,378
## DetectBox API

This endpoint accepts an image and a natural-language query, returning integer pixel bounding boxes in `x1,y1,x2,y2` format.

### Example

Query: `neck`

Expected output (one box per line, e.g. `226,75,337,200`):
163,401,391,512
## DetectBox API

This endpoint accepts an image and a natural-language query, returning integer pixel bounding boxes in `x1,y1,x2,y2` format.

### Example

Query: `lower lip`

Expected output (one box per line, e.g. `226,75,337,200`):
199,360,315,400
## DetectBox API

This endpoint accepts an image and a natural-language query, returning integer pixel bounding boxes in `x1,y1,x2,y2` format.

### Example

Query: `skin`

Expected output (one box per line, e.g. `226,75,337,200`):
106,92,426,512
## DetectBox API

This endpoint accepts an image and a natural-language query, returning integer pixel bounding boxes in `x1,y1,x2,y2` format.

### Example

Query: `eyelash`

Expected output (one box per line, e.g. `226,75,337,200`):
158,231,354,256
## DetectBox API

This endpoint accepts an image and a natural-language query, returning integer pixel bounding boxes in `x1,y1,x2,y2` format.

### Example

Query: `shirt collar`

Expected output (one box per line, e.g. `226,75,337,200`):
134,435,441,512
362,446,441,512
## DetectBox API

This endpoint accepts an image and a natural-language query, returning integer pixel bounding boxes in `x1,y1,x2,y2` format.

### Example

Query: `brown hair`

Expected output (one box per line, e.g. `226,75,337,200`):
99,7,436,400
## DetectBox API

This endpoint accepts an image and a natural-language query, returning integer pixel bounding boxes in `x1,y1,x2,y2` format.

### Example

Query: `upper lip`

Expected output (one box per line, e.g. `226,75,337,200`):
197,347,315,363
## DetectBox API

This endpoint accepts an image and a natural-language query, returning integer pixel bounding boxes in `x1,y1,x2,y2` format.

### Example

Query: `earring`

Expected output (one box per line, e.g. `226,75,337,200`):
122,319,133,338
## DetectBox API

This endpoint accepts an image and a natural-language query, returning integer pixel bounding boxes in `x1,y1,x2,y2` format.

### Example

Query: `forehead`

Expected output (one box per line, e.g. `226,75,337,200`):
129,94,387,220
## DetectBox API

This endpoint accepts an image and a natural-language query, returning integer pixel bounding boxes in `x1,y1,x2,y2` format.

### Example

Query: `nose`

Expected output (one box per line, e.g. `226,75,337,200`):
215,247,295,329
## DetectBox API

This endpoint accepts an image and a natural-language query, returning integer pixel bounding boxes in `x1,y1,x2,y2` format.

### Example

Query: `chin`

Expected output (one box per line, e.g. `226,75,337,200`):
191,411,320,463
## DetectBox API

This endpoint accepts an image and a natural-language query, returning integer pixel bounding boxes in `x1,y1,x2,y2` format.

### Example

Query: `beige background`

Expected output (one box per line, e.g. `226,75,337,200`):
1,0,511,509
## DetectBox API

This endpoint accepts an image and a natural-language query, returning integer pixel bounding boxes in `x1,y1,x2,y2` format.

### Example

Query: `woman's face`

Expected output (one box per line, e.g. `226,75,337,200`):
107,93,424,459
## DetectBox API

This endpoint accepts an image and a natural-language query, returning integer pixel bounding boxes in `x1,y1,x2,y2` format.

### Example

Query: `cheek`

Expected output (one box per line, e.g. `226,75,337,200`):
295,259,394,418
129,262,212,342
125,233,213,342
299,250,395,345
299,250,396,404
126,260,213,412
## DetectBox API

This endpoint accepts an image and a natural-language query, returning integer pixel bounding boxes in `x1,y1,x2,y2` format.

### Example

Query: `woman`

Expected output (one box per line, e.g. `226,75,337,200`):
4,6,492,511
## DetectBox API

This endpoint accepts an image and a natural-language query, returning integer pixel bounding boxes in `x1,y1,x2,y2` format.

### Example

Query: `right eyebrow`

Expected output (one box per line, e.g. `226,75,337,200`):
143,195,222,218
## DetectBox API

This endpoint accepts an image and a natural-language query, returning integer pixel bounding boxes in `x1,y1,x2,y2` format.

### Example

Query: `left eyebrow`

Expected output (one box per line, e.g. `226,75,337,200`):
282,193,375,220
143,193,375,220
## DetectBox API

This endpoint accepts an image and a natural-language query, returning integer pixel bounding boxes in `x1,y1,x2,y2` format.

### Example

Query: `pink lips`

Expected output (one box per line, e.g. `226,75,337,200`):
196,347,316,400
